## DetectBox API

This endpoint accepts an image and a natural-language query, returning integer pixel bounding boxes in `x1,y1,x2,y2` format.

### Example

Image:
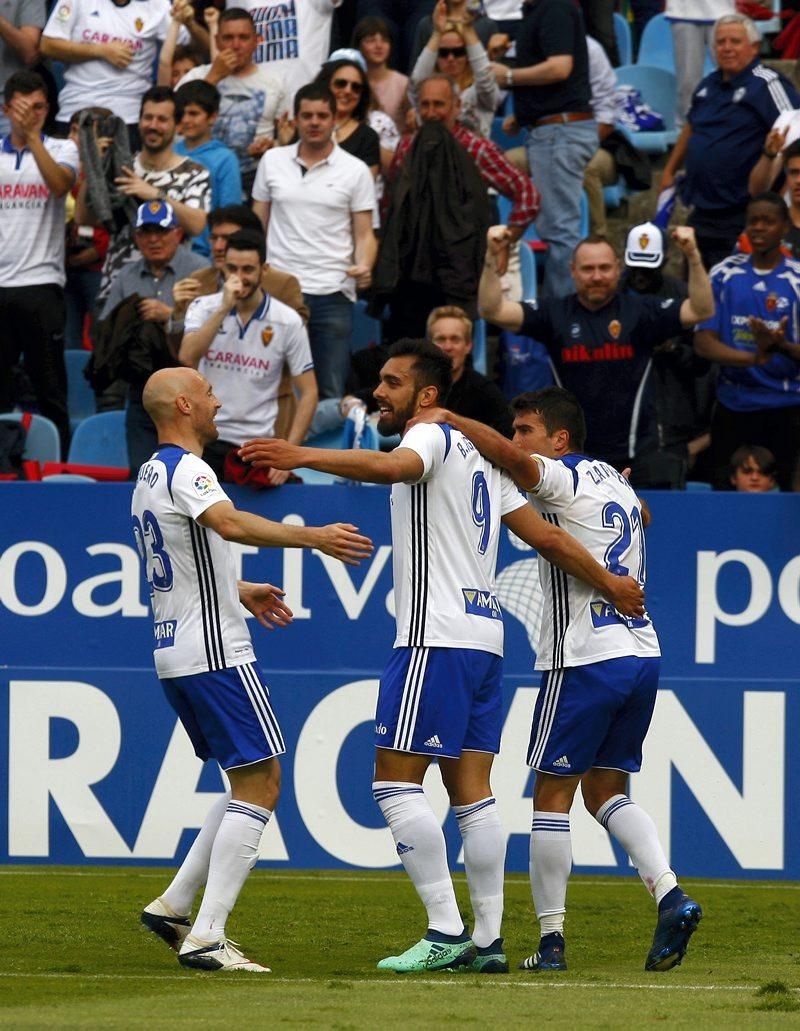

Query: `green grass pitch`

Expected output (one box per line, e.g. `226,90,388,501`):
0,868,798,1028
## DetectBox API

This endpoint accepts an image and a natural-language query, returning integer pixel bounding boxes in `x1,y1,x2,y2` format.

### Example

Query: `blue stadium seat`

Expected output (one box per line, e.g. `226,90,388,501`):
637,14,674,72
519,243,537,302
490,115,526,151
685,480,712,492
67,410,128,467
64,349,96,430
472,318,487,375
0,412,61,464
603,177,629,210
352,299,382,352
42,473,96,482
614,12,633,67
614,65,679,154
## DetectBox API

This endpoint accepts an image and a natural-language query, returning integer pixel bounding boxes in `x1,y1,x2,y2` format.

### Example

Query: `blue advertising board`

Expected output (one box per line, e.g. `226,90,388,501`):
0,484,797,877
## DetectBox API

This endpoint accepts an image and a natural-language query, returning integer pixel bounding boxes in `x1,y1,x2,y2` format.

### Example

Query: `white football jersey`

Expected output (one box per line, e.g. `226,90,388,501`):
131,446,255,678
528,453,661,670
391,423,528,657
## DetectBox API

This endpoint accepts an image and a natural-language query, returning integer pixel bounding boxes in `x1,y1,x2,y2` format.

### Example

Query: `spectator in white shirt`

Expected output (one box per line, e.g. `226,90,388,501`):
0,0,46,137
177,7,287,197
40,0,208,146
0,71,78,453
252,83,377,400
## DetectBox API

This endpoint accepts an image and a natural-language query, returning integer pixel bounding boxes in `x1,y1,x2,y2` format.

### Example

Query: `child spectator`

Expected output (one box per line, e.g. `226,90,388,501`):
352,16,409,134
729,444,780,492
174,80,242,256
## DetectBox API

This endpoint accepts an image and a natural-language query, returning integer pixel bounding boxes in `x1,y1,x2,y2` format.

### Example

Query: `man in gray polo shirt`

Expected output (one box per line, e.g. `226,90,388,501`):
100,199,206,471
0,0,45,136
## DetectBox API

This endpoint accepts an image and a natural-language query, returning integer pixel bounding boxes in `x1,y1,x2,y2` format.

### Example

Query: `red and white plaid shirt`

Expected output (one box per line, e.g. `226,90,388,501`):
390,122,540,228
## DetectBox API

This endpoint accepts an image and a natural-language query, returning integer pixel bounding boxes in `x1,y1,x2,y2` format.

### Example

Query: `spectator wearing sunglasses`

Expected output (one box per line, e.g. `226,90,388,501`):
314,58,381,179
410,0,501,139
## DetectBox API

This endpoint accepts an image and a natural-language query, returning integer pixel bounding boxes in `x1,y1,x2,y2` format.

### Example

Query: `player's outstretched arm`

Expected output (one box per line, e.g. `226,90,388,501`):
238,438,424,485
198,501,373,566
502,505,645,618
410,408,540,490
238,581,294,630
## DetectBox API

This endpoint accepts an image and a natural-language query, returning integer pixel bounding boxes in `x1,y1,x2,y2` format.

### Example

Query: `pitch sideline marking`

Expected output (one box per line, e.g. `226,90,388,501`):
0,870,797,892
0,972,795,992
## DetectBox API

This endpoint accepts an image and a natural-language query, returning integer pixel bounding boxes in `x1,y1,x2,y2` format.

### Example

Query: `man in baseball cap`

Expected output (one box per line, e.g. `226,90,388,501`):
135,199,181,230
99,199,207,472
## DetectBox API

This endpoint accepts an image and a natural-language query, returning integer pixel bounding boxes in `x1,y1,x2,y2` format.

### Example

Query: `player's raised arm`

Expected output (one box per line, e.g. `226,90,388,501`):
198,500,373,566
502,504,645,618
238,438,425,485
410,407,541,490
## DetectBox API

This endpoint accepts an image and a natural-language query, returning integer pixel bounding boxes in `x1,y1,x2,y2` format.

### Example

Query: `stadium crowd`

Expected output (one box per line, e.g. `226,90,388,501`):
2,0,800,491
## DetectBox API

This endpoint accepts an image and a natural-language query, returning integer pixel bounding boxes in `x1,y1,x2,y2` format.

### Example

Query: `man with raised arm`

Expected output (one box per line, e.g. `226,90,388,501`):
240,339,643,974
478,223,713,482
407,385,702,974
133,366,372,973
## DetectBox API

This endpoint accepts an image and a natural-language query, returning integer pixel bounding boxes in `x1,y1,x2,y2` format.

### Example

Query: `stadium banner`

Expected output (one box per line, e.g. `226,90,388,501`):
0,484,797,877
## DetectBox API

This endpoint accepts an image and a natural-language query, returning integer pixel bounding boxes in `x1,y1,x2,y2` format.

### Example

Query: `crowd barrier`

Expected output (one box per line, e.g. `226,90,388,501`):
0,484,797,877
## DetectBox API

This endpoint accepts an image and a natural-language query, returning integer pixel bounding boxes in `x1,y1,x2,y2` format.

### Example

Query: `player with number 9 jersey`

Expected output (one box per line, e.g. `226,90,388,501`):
390,421,528,659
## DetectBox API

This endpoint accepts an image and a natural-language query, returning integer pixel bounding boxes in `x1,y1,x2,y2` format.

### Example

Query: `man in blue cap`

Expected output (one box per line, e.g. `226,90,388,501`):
98,200,206,471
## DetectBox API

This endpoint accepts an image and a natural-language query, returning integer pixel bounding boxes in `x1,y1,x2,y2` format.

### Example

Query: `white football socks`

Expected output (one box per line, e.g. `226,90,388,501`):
190,799,271,943
161,790,231,916
530,811,572,937
595,794,677,905
373,781,463,936
454,797,505,948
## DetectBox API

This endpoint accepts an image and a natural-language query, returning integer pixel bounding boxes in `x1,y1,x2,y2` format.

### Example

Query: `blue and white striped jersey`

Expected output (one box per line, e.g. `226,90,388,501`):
131,446,255,678
528,453,660,670
390,423,528,657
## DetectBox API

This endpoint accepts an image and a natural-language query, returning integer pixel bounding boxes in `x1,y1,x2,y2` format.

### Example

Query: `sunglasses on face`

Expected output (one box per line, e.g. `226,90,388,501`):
438,46,466,58
332,77,364,93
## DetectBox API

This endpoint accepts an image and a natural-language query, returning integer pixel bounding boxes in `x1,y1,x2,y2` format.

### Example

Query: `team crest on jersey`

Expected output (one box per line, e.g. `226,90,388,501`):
570,322,580,338
261,326,274,346
766,293,778,312
608,319,621,339
192,473,217,498
135,16,144,30
56,2,71,20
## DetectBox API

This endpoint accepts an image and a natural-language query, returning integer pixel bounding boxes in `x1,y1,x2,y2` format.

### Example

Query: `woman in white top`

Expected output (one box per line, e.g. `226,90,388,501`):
409,0,501,139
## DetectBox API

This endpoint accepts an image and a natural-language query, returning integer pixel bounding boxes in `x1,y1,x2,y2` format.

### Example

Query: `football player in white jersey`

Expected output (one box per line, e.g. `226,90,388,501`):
240,339,644,973
411,386,702,975
133,366,372,972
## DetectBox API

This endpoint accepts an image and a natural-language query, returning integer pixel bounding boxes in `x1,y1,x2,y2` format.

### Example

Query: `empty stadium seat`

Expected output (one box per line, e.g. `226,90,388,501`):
490,115,526,151
637,14,674,71
352,299,382,352
615,64,679,154
67,410,128,468
64,349,96,429
520,243,537,302
603,177,629,210
614,12,633,67
42,473,96,482
0,412,61,464
472,318,487,375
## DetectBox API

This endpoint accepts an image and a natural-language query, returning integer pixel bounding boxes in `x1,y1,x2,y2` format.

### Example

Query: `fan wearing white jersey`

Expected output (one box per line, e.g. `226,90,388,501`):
133,366,372,973
412,386,702,976
240,339,644,975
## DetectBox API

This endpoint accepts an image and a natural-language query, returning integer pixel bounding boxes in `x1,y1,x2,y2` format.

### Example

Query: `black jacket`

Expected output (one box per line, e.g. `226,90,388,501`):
370,120,492,314
86,295,176,392
79,110,138,234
